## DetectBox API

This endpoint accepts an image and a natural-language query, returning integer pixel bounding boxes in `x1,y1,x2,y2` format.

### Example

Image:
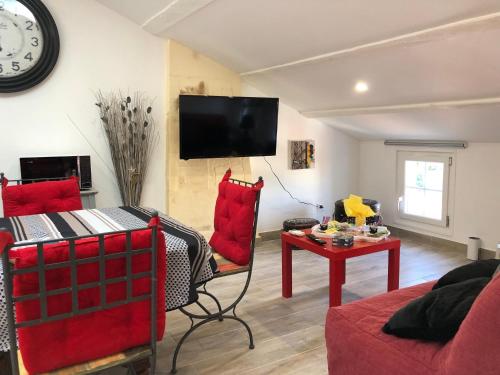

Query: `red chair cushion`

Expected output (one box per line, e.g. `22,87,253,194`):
2,176,82,217
209,170,263,266
10,228,166,374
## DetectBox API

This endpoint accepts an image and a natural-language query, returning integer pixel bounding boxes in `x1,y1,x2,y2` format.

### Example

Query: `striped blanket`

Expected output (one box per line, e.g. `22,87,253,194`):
0,206,217,352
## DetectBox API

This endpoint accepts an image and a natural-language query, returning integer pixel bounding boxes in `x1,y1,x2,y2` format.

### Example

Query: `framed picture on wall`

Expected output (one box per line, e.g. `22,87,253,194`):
289,140,315,169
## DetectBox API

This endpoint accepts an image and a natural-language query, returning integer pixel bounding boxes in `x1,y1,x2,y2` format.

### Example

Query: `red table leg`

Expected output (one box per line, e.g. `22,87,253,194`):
388,246,400,291
329,259,345,307
282,238,293,298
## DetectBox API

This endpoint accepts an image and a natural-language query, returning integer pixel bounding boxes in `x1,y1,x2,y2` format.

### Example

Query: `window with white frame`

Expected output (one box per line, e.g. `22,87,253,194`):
397,151,452,227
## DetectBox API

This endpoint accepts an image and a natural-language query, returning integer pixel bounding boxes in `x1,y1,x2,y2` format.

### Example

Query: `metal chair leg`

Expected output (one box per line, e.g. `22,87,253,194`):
178,293,224,321
173,264,256,373
150,353,156,375
127,364,138,375
171,316,221,374
222,315,255,349
198,290,224,321
170,313,254,374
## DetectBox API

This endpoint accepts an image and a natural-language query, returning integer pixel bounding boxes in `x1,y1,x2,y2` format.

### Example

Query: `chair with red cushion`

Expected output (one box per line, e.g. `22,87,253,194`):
0,212,166,375
170,169,263,373
0,173,83,218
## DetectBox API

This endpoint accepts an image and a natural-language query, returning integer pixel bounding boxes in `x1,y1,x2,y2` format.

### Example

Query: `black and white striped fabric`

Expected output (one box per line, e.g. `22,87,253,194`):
0,206,216,352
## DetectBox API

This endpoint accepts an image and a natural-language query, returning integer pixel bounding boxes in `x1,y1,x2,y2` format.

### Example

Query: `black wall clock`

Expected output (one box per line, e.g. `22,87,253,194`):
0,0,59,93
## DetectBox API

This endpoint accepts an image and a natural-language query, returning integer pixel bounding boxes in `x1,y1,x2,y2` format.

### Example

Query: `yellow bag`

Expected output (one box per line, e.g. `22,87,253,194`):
343,194,375,226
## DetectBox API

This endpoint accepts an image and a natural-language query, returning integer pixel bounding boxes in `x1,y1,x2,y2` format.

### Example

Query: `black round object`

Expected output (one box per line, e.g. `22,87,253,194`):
333,199,381,225
0,0,60,93
283,218,320,231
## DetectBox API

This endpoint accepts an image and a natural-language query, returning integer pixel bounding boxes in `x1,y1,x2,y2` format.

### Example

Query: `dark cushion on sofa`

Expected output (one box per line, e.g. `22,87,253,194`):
383,277,490,342
432,259,500,290
494,264,500,278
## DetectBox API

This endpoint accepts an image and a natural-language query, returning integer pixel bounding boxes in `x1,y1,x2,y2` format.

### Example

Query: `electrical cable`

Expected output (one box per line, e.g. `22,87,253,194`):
263,156,323,209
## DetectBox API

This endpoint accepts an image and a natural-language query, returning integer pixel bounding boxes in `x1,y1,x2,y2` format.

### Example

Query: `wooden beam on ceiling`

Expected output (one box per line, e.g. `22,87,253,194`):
241,12,500,76
142,0,216,34
300,97,500,118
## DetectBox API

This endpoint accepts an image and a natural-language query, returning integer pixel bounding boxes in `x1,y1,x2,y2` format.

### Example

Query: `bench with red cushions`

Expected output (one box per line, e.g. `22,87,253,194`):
1,176,82,217
2,225,166,374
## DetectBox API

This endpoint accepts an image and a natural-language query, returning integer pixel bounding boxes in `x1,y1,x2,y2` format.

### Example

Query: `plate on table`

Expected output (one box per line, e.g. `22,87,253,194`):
311,224,362,238
311,224,337,238
312,224,390,242
354,231,391,242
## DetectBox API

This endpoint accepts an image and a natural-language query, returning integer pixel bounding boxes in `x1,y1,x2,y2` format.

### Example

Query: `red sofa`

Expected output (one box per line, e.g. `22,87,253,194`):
325,274,500,375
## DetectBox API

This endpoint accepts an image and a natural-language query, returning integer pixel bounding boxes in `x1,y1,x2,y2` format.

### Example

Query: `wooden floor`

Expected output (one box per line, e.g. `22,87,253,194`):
116,233,468,375
2,234,469,375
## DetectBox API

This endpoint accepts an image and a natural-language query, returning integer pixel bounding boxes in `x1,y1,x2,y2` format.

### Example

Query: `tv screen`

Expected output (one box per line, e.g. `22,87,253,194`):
179,95,279,160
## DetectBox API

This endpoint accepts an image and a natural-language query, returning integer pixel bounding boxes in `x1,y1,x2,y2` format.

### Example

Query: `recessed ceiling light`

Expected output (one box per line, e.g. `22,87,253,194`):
354,81,369,93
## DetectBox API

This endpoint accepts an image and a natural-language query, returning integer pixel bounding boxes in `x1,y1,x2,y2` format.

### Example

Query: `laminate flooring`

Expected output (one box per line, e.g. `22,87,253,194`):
1,234,469,375
123,233,468,375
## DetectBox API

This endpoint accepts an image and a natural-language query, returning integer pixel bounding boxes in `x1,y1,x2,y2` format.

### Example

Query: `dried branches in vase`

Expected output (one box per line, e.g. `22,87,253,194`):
95,91,158,206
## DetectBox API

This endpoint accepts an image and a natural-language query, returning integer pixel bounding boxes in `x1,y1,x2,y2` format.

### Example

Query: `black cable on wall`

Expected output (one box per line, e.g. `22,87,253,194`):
263,156,324,209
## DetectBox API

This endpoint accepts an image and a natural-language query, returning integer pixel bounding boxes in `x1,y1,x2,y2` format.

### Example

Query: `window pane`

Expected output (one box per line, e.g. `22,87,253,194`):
404,187,443,220
404,160,445,220
400,153,448,224
424,190,443,220
404,187,425,217
425,162,444,191
405,160,425,189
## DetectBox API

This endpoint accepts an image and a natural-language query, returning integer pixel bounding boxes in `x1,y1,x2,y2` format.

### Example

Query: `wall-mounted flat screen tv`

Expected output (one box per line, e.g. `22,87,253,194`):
179,95,279,160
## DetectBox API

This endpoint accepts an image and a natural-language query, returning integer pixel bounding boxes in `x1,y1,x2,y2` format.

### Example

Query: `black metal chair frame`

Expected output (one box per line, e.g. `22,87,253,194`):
1,213,160,375
0,171,78,186
171,176,263,374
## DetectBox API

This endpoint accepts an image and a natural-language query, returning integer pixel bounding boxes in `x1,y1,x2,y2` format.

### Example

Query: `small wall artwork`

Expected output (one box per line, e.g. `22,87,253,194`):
289,140,315,169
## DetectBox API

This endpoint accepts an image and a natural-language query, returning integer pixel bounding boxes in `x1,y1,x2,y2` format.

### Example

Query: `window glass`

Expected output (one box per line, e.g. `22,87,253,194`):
403,160,444,221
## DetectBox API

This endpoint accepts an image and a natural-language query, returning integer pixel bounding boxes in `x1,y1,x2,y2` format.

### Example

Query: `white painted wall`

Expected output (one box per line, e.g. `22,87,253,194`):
0,0,166,216
243,84,360,232
359,141,500,251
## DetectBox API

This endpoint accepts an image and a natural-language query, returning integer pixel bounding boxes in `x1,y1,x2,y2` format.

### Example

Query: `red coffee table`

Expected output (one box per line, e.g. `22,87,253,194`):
281,230,401,307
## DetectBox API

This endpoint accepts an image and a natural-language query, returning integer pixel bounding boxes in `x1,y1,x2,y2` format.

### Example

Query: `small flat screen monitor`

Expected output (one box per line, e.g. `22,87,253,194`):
19,156,92,189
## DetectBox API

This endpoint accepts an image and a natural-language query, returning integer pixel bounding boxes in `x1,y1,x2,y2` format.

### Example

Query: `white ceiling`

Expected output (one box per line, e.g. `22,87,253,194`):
322,105,500,141
97,0,176,26
97,0,500,141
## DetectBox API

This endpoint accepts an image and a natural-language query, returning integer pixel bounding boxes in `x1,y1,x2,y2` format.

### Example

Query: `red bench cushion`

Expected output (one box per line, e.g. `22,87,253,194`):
209,170,263,266
10,228,166,374
2,176,82,217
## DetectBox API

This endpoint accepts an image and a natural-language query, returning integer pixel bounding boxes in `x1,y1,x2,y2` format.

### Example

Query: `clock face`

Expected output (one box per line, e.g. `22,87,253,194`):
0,0,58,92
0,0,44,78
